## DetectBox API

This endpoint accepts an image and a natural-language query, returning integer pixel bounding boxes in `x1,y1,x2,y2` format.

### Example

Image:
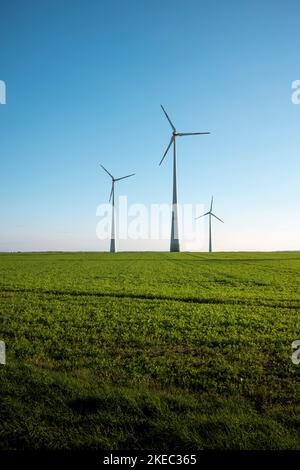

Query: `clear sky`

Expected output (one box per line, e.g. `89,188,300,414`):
0,0,299,251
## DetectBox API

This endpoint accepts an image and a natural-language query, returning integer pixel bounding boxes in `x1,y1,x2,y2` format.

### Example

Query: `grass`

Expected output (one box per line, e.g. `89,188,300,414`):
0,251,300,450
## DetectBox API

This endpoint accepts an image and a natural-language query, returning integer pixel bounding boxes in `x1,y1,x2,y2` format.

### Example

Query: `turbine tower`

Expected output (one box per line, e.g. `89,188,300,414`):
159,105,210,252
196,196,224,253
100,164,135,253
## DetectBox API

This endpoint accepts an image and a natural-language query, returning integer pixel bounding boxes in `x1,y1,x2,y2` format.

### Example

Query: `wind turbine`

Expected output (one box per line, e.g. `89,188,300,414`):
100,164,135,253
196,196,224,253
159,105,210,252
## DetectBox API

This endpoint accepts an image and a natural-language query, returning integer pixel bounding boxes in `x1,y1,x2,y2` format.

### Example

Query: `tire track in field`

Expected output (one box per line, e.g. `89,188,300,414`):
162,254,281,287
1,287,300,310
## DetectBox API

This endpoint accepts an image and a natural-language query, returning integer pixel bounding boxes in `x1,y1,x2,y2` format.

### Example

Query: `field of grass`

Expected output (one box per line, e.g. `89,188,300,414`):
0,251,300,450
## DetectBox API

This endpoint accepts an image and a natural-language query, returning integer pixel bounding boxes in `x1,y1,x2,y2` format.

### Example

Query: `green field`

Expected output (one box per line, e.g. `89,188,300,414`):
0,251,300,450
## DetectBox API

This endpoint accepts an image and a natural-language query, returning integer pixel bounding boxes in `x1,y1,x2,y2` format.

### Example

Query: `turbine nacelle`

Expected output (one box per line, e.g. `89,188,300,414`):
196,196,224,223
159,104,210,166
100,164,135,202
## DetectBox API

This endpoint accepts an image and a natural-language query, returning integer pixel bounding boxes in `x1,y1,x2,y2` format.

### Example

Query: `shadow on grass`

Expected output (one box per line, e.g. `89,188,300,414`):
1,360,300,450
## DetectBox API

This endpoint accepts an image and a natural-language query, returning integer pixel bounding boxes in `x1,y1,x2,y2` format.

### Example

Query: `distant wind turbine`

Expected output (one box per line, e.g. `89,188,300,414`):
159,105,210,252
100,164,135,253
196,196,224,253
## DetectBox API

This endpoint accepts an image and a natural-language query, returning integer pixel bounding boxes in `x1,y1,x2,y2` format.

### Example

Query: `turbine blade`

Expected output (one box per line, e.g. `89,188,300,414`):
177,132,210,136
210,196,213,212
115,173,135,182
161,105,176,131
159,136,174,165
109,185,113,202
211,213,224,223
100,164,114,179
195,211,210,220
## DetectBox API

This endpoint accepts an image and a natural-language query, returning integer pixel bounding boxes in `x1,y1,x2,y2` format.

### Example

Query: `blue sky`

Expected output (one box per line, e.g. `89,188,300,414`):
0,0,299,251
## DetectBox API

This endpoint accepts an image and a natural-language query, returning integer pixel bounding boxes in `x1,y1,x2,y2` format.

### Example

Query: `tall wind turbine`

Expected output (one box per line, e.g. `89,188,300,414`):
159,105,210,252
100,164,135,253
196,196,224,253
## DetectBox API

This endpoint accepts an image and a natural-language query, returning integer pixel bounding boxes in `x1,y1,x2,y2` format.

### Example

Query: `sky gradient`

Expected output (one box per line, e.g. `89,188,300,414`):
0,0,300,251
